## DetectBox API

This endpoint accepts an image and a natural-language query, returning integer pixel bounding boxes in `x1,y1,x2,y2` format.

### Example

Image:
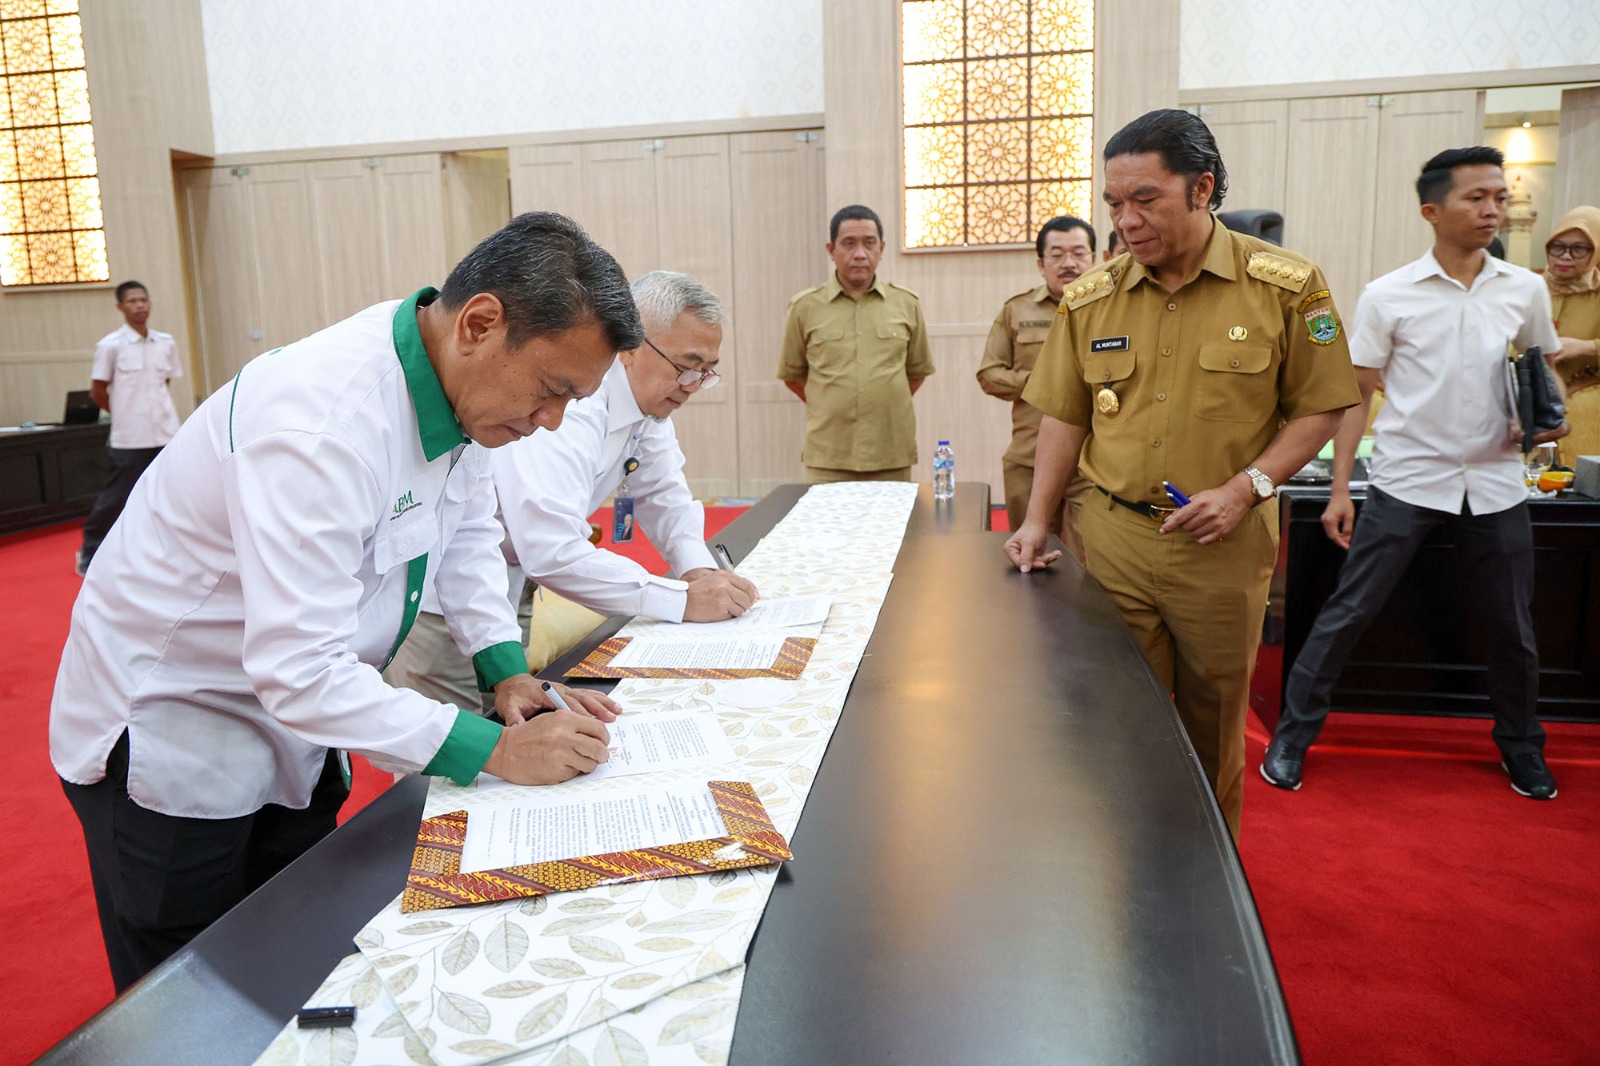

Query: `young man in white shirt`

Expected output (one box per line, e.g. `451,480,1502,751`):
77,281,184,573
386,271,760,711
52,213,636,990
1262,147,1564,800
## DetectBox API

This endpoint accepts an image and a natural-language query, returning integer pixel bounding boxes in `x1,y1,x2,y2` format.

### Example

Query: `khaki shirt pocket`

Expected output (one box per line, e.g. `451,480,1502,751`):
1015,327,1050,372
877,321,912,354
805,328,846,363
1195,343,1275,422
1082,348,1136,386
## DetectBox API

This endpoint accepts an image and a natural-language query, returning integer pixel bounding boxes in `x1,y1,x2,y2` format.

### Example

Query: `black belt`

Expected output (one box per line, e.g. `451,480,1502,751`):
1094,484,1175,519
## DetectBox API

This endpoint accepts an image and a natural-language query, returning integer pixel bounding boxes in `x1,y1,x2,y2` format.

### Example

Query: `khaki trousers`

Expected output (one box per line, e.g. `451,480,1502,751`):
1078,491,1277,839
1002,461,1091,564
805,465,913,484
383,570,535,715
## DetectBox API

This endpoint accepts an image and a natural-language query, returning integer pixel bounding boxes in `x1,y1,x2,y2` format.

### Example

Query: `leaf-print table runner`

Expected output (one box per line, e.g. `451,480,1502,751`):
255,482,918,1065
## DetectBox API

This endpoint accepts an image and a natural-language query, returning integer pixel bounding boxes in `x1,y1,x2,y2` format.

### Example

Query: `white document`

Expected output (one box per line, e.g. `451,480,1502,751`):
607,633,791,670
475,710,736,793
648,594,832,639
460,781,729,873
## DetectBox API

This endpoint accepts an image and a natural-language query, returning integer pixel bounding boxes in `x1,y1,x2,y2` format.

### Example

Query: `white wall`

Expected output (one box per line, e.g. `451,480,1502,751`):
1182,0,1600,90
200,0,824,154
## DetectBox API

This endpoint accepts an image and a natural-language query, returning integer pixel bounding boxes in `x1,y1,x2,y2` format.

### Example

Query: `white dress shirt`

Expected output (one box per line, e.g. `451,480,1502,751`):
51,291,522,818
488,361,716,621
91,324,182,448
1350,250,1559,515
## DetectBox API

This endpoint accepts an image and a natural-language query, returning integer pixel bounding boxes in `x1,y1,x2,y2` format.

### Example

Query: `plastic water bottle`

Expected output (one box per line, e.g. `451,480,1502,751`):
933,439,955,500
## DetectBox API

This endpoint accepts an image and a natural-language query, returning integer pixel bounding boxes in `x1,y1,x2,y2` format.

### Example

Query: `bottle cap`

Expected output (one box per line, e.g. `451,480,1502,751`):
937,439,950,446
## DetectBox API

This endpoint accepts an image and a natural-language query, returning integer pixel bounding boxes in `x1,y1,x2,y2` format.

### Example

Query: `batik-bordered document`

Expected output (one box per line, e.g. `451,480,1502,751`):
401,780,790,913
564,633,817,680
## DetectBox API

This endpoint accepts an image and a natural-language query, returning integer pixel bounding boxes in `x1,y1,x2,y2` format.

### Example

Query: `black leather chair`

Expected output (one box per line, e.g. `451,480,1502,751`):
1218,209,1283,246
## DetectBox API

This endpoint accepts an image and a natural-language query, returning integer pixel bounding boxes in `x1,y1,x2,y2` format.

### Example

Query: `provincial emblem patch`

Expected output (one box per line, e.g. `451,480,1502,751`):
1305,309,1340,345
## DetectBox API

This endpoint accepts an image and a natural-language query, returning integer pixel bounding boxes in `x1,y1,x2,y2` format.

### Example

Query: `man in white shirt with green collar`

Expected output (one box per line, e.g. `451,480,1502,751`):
51,212,637,990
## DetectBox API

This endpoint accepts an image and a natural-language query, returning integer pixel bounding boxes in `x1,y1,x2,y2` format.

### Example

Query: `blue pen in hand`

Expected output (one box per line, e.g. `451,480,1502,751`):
1162,481,1192,508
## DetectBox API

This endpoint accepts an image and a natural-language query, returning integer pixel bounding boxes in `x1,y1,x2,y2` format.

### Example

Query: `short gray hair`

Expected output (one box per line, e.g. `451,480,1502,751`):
630,271,726,335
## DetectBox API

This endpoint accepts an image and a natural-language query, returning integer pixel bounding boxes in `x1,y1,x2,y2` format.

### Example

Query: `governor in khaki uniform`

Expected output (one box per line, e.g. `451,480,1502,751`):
977,215,1098,556
778,204,935,483
1006,110,1359,836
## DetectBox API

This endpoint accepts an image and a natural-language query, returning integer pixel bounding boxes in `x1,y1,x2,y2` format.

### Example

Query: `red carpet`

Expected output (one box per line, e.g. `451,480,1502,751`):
6,507,1597,1063
1,508,743,1064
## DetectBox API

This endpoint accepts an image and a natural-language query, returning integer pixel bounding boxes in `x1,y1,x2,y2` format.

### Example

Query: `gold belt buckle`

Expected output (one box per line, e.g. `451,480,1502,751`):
1149,503,1176,518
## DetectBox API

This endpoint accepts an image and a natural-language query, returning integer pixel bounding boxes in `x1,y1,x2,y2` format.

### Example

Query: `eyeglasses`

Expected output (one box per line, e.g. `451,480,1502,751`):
643,337,721,389
1547,242,1594,260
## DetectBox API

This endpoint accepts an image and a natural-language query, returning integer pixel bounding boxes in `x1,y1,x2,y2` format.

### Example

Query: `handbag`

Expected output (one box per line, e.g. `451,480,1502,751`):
1511,346,1568,453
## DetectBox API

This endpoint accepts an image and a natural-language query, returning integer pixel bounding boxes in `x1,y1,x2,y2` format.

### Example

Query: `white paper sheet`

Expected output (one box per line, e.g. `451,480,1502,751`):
474,710,737,793
460,780,729,873
607,633,791,670
652,594,832,638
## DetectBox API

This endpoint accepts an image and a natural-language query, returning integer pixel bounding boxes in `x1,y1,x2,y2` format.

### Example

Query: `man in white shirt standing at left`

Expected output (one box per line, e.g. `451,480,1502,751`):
77,280,183,574
387,270,760,711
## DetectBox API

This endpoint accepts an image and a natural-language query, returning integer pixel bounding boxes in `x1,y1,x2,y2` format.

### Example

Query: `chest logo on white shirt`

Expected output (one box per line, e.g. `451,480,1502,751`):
391,490,421,520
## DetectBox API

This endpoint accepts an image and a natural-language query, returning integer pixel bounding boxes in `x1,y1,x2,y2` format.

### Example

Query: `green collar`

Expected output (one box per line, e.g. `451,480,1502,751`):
393,287,469,461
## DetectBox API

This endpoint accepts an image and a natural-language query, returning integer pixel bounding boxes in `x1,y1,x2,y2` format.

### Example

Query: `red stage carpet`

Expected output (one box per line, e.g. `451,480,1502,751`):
5,507,1598,1063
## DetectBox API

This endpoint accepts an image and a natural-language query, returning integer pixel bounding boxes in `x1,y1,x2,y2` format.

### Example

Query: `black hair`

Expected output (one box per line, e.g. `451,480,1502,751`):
439,211,641,352
1104,108,1229,211
1106,230,1120,254
1035,215,1096,258
115,280,147,302
1416,146,1504,206
829,204,884,243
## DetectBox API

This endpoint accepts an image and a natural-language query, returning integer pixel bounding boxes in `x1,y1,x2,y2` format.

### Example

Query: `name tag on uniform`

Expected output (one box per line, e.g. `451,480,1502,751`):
1090,336,1129,353
1020,319,1053,329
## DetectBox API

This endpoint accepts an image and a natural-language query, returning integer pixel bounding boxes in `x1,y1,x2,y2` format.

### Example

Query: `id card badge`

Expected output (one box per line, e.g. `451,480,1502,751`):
613,453,641,542
613,494,635,542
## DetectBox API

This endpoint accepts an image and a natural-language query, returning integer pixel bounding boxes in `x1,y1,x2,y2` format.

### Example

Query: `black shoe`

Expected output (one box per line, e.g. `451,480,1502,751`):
1260,737,1306,791
1502,752,1557,800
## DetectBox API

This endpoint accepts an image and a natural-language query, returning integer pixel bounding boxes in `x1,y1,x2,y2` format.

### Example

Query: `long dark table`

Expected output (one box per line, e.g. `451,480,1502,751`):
1265,486,1600,729
45,481,1297,1065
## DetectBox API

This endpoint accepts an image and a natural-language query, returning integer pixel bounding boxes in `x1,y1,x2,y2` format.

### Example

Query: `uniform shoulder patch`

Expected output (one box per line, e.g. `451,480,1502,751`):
884,280,922,300
787,284,825,307
1246,251,1312,293
1062,268,1118,312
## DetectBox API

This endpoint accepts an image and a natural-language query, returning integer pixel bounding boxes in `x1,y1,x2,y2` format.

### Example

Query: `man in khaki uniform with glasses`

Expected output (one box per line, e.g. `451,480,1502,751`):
779,204,935,483
1005,110,1358,837
978,215,1098,557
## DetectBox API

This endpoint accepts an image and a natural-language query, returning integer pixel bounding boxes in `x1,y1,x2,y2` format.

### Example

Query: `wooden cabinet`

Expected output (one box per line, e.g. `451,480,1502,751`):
0,424,111,536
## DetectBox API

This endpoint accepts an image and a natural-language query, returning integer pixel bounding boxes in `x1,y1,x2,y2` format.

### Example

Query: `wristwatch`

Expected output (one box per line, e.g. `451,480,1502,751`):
1244,465,1275,504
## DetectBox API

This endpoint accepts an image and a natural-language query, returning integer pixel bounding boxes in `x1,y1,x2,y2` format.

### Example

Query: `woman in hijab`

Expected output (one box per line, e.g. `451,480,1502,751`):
1546,206,1600,462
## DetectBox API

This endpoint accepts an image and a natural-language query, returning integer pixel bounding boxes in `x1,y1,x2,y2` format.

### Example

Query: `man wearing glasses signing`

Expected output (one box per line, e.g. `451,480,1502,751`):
977,216,1099,559
387,272,757,713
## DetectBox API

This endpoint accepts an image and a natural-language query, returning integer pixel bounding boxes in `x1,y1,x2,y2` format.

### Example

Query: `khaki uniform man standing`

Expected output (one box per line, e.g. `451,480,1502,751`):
977,215,1098,555
779,204,935,483
1006,110,1358,837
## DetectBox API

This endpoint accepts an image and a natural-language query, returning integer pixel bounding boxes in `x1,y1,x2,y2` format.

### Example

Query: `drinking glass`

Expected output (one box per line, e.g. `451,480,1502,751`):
1523,442,1556,494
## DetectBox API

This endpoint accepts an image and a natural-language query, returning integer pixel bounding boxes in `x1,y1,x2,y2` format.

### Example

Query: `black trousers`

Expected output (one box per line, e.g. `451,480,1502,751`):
61,732,350,992
1275,487,1545,756
79,445,162,568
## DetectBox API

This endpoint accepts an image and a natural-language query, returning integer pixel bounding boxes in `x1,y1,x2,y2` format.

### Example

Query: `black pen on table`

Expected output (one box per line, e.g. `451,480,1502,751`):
713,542,737,572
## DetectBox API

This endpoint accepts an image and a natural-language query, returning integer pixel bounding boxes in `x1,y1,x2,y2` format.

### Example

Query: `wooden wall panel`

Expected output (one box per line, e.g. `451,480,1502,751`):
308,160,388,322
244,164,327,356
730,131,825,496
578,141,660,274
375,154,449,295
1284,96,1381,310
179,167,260,391
1198,100,1290,214
1370,91,1483,283
651,136,738,499
1554,86,1600,222
508,144,586,223
442,151,511,266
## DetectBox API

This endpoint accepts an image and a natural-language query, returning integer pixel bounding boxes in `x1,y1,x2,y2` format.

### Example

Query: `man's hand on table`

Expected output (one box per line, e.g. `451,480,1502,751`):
482,710,611,784
1005,519,1061,573
492,673,621,725
681,568,760,621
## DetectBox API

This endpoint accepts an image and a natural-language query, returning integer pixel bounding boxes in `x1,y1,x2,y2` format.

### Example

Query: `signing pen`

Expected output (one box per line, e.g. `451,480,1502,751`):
1162,481,1192,507
713,542,737,572
540,680,574,712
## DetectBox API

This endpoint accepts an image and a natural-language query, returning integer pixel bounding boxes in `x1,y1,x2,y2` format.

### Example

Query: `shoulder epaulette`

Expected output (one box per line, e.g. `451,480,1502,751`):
788,283,827,307
1062,267,1118,312
883,280,921,300
1246,251,1312,293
